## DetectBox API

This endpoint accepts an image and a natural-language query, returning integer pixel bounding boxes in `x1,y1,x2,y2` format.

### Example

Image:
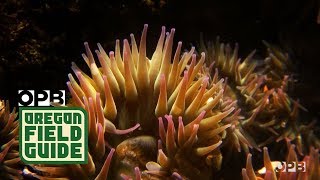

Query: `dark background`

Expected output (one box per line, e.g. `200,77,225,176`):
0,0,319,117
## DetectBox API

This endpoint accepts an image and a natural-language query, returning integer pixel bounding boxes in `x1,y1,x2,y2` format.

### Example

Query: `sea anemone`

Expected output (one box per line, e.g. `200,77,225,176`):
26,25,252,179
199,38,319,154
242,140,320,180
0,100,22,179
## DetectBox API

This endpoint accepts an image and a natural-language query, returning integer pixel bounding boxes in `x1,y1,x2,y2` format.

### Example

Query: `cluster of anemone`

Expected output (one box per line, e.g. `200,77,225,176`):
199,37,320,153
0,100,21,179
1,25,319,179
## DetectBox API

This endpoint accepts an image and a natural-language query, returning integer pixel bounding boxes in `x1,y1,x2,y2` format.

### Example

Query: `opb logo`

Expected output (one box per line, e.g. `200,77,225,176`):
275,161,306,173
18,90,65,106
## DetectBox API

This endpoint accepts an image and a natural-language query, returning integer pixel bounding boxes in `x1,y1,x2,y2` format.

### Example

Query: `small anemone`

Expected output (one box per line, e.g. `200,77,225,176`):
145,114,224,179
0,100,22,179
